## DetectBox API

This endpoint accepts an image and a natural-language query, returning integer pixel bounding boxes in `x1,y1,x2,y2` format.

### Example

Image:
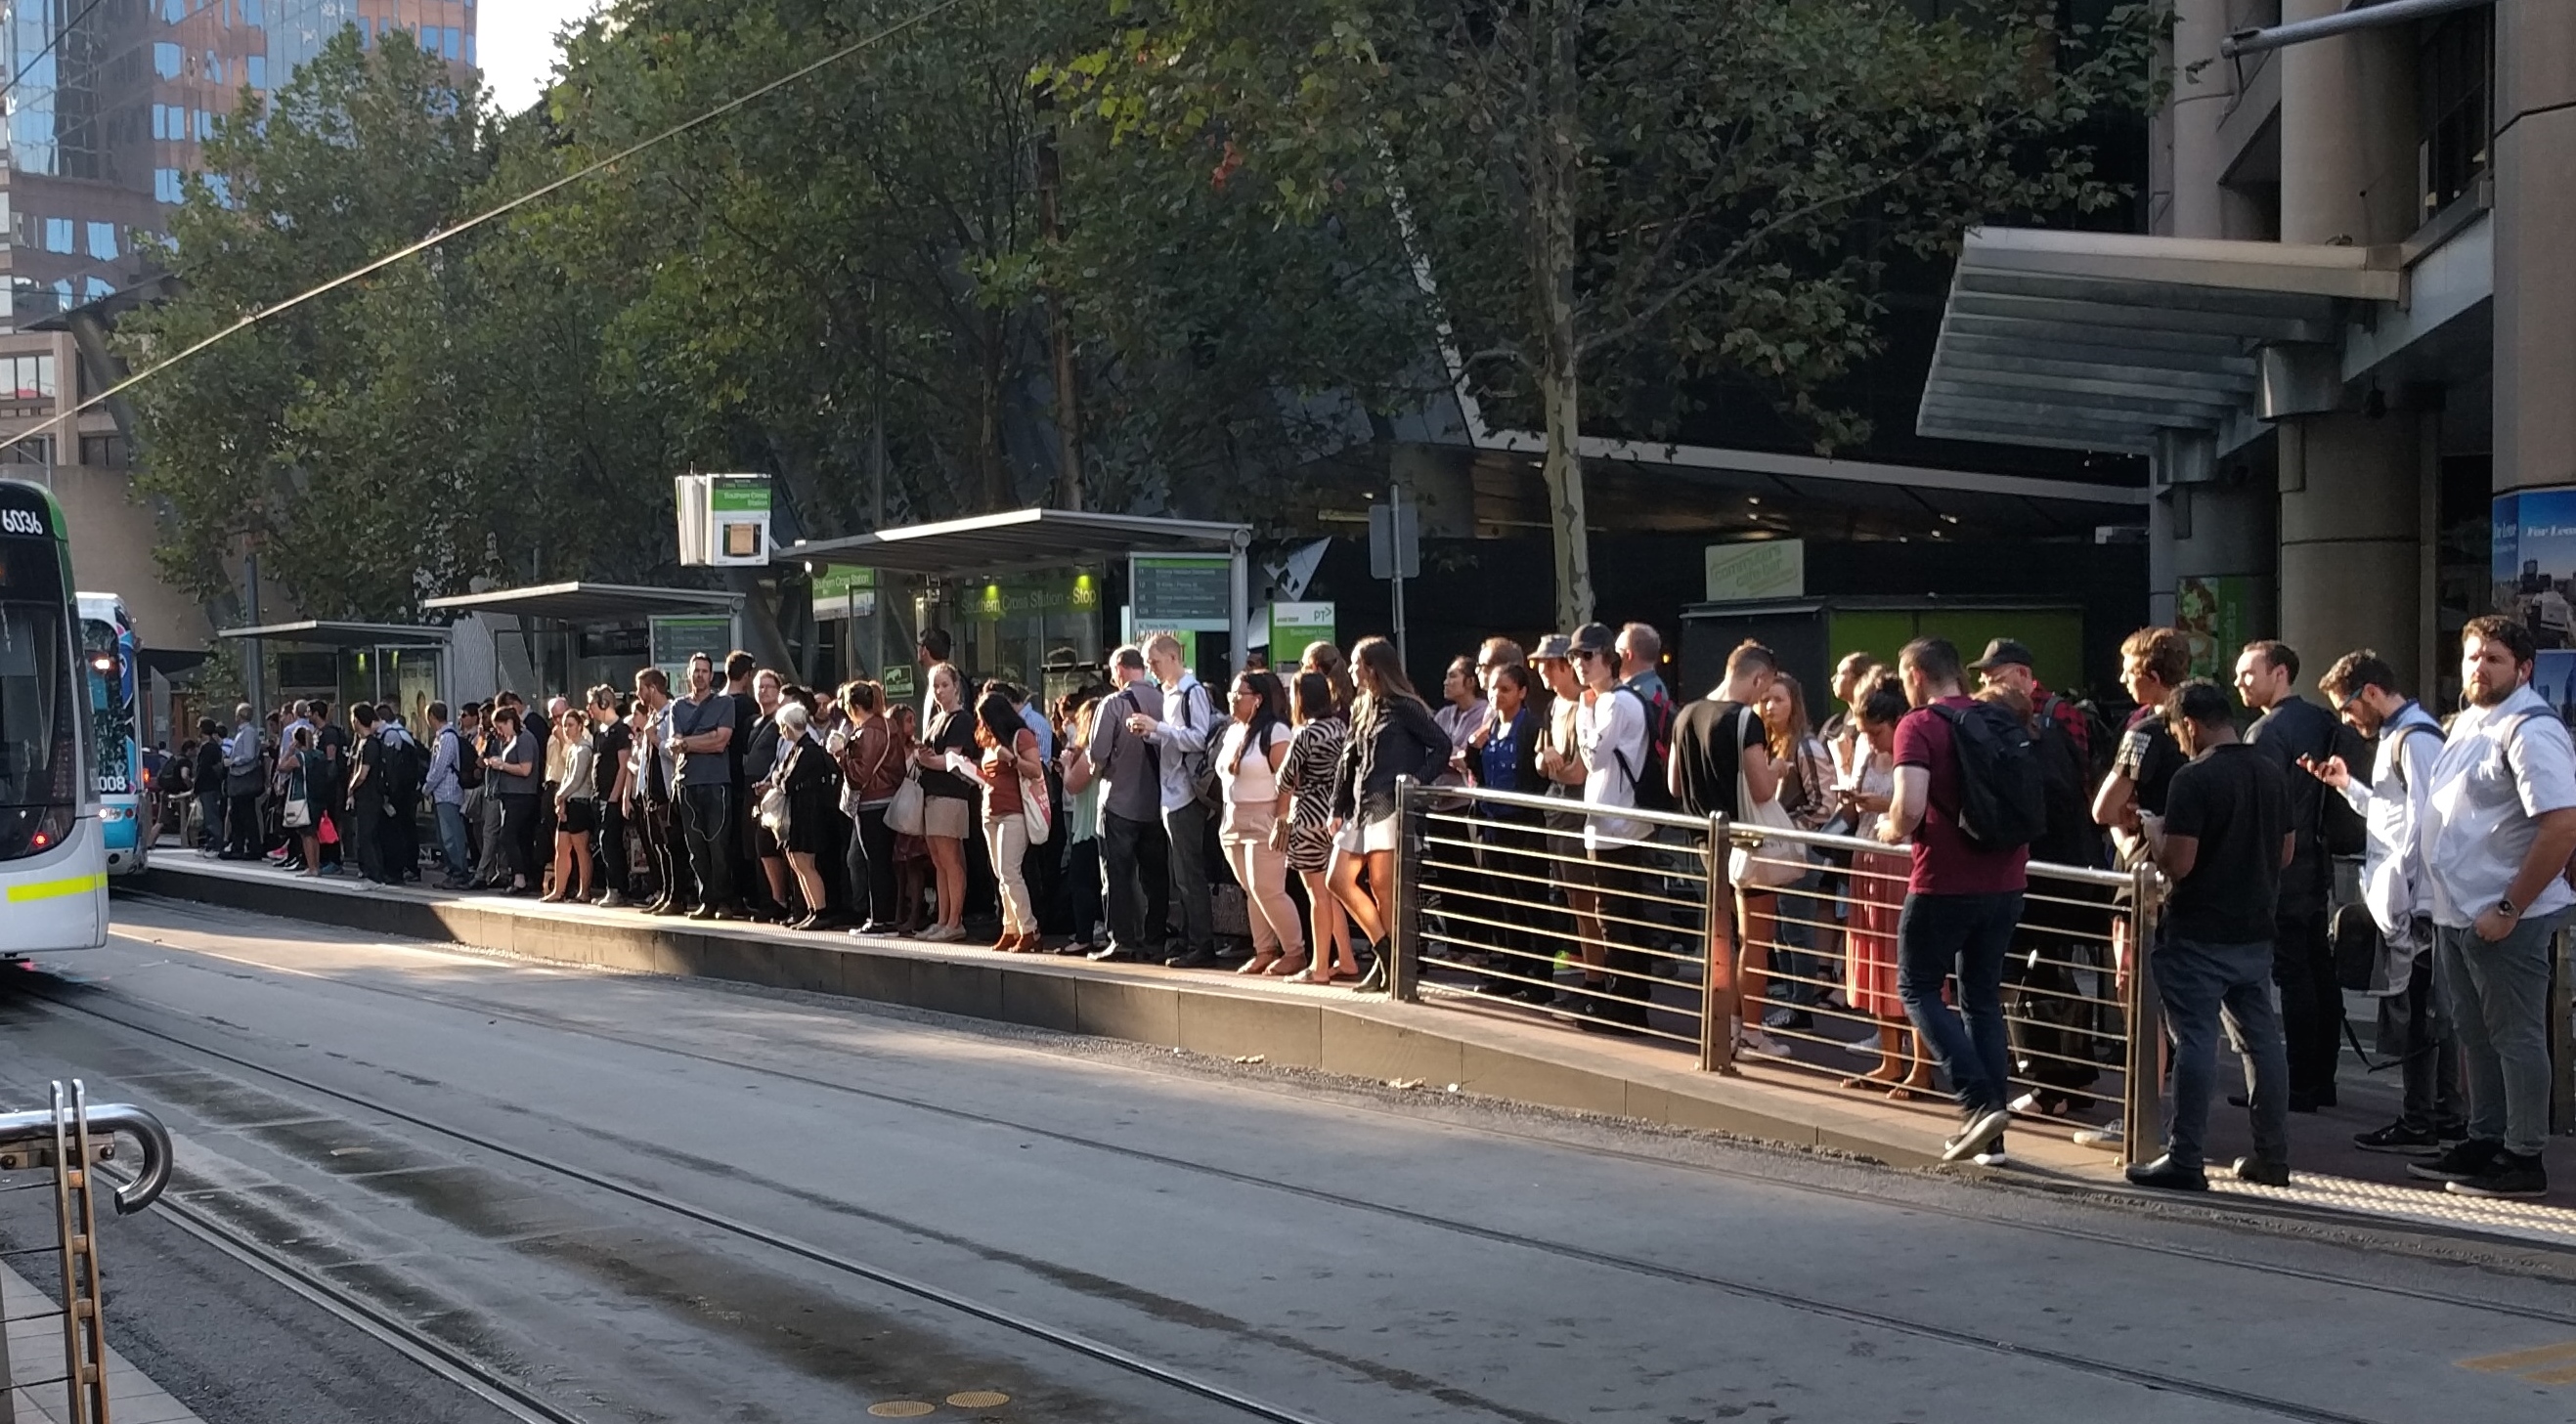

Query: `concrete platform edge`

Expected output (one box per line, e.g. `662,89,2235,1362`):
127,864,1944,1169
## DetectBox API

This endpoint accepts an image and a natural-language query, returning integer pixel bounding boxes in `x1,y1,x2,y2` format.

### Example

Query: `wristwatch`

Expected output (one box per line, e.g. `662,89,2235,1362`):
2497,896,2520,920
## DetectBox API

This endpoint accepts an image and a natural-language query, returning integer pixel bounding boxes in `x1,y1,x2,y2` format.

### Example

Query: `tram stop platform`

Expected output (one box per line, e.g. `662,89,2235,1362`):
3,1260,200,1424
133,855,2576,1261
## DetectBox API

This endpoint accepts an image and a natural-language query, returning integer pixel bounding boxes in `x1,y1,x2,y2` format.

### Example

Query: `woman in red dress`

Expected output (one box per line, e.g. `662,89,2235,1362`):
1839,679,1933,1100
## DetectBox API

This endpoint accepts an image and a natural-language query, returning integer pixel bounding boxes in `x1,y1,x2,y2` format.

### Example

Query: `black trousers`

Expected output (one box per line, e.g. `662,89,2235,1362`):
681,783,736,908
351,796,387,883
226,790,262,857
497,793,539,886
1472,812,1550,990
638,799,687,907
1061,838,1103,945
594,800,631,897
1099,810,1171,953
849,804,896,925
390,793,420,881
2272,903,2341,1100
1582,842,1654,1021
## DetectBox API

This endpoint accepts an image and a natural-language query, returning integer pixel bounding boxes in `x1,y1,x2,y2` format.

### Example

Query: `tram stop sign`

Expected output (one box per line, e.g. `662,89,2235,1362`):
676,474,773,567
1368,500,1419,581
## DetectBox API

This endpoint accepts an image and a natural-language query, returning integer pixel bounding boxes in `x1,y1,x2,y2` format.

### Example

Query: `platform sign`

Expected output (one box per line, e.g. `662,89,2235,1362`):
1268,601,1335,668
1704,539,1804,602
649,615,735,682
1129,553,1232,631
811,566,876,622
676,474,773,567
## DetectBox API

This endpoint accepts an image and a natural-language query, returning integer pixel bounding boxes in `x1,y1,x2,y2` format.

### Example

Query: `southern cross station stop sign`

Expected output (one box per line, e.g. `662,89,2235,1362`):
676,474,774,567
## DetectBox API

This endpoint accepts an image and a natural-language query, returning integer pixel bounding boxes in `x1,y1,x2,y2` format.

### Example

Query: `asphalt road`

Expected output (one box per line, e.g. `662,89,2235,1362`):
1,895,2573,1424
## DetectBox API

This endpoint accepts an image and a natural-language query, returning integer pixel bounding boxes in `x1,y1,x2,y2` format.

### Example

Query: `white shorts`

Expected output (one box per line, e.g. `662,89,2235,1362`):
1336,813,1397,856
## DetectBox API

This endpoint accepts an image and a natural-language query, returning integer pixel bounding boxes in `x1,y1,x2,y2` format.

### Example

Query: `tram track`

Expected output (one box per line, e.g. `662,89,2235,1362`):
23,959,2488,1424
112,922,2576,1321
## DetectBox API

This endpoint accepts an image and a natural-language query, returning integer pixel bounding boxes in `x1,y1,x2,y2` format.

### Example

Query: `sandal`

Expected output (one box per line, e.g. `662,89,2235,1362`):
1237,953,1281,976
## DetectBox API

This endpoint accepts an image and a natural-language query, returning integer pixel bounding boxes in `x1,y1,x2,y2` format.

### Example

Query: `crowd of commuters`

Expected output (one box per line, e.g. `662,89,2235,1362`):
159,607,2571,1200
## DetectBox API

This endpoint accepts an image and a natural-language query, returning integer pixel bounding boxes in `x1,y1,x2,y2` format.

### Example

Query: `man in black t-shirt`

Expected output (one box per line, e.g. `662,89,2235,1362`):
1669,640,1778,821
2129,680,2293,1192
723,650,763,915
2237,638,2366,1108
346,703,390,885
313,700,350,871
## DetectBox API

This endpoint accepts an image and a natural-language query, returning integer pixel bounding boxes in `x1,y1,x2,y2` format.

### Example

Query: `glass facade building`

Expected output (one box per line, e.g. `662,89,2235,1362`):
0,0,474,328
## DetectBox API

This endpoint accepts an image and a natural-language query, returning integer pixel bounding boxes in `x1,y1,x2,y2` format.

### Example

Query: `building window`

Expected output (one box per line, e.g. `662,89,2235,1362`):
42,218,72,253
153,41,182,79
443,25,460,60
2419,8,2492,218
247,55,266,88
78,435,129,469
83,278,109,302
0,355,56,400
242,0,262,24
155,168,183,203
4,437,56,465
161,0,181,20
84,222,115,260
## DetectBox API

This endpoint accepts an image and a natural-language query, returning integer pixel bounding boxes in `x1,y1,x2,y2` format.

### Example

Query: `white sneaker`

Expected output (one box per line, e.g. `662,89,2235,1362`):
920,924,965,943
1972,1144,2010,1167
1738,1027,1792,1058
2072,1118,2124,1149
1940,1107,2013,1163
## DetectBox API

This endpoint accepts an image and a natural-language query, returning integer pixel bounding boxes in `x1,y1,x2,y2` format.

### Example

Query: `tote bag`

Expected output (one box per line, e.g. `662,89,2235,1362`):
1726,708,1811,891
1020,769,1053,845
885,765,927,838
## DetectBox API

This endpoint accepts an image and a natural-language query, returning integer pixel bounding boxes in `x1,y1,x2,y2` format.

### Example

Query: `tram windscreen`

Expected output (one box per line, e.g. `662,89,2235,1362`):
0,597,79,851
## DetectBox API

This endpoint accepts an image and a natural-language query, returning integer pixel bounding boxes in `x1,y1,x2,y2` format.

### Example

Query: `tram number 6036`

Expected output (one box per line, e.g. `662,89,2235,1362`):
0,508,44,536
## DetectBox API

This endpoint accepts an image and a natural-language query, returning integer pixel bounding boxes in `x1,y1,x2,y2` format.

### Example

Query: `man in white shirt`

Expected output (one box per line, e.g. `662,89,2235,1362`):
2406,617,2576,1198
1130,631,1218,968
2305,650,2456,1154
1569,622,1650,1034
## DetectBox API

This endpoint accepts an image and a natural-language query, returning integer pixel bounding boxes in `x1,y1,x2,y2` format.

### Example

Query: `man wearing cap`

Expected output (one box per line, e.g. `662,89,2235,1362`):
1970,638,2088,764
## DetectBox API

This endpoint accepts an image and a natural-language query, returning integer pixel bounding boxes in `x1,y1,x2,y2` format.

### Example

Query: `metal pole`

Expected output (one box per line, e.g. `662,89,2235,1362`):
1699,813,1737,1073
2551,928,2572,1134
240,550,263,717
1389,776,1419,1001
2119,863,2164,1169
1388,481,1409,672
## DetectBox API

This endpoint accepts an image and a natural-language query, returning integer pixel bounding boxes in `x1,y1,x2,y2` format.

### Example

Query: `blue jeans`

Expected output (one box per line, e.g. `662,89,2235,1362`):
1897,889,2023,1115
2435,912,2565,1157
2152,933,2290,1172
433,800,470,882
1771,869,1826,1005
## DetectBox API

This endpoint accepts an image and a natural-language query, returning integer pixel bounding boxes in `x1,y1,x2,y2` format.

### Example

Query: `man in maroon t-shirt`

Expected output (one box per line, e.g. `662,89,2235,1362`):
1877,636,2029,1163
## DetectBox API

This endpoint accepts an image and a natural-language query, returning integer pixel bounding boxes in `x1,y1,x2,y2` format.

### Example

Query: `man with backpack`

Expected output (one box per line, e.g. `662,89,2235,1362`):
1616,622,1677,813
2237,640,2367,1110
426,701,473,890
343,703,390,885
377,703,424,884
1087,645,1168,962
1877,636,2041,1164
2304,650,2458,1155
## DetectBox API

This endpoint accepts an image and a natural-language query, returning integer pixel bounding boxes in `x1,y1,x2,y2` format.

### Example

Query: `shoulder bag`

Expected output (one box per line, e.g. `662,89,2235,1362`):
885,762,927,838
1727,707,1811,890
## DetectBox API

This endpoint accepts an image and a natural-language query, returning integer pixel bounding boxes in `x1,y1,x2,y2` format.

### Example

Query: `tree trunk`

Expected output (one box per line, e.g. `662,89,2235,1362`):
1036,103,1085,511
1529,0,1593,629
979,312,1009,511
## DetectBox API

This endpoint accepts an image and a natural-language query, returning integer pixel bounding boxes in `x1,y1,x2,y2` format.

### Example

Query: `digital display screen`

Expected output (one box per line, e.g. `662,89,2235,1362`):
0,538,61,597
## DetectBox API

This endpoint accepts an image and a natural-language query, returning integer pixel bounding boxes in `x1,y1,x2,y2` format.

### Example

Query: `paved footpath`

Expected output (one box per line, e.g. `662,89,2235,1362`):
2,1259,200,1424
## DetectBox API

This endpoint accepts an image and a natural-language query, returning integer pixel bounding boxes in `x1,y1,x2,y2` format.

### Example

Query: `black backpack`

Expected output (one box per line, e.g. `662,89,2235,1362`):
1625,683,1677,813
2030,696,2105,867
450,727,484,791
393,733,429,800
1930,700,2048,853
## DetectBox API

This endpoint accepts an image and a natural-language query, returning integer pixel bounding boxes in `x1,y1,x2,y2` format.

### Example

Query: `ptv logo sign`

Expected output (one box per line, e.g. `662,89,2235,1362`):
0,508,45,536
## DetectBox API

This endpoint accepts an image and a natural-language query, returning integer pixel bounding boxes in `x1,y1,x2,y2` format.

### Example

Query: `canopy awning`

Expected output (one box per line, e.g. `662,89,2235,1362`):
788,508,1249,577
419,583,743,624
1918,227,2403,456
216,620,452,647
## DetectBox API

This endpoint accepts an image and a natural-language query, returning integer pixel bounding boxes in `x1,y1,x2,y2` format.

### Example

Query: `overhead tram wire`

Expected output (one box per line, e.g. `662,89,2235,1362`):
0,0,975,460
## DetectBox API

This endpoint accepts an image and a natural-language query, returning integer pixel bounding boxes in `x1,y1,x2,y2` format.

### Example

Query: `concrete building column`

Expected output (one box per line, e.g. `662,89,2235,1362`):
2494,0,2576,497
2273,0,2421,676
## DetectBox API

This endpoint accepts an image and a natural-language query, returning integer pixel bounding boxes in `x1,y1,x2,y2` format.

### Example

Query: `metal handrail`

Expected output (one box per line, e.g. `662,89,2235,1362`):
1419,783,2138,889
0,1102,172,1214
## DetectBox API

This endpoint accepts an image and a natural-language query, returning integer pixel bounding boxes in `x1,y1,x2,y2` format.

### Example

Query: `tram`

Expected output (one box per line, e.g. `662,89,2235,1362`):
76,592,149,875
0,480,108,954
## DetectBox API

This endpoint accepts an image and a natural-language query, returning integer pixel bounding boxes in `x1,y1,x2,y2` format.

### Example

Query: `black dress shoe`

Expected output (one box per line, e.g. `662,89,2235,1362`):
2123,1154,2209,1191
687,904,719,921
1086,944,1135,963
2231,1156,2292,1187
1355,958,1391,994
1163,949,1220,970
1762,1005,1814,1032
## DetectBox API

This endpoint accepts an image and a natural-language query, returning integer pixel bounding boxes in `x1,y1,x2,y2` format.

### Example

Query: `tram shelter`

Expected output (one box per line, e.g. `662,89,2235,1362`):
785,508,1253,705
216,620,454,731
418,583,746,700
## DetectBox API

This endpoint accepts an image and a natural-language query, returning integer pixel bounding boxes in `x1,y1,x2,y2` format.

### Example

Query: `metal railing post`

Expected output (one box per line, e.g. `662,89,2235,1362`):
1390,775,1419,1002
2119,864,2163,1170
1700,813,1737,1074
2551,927,2571,1134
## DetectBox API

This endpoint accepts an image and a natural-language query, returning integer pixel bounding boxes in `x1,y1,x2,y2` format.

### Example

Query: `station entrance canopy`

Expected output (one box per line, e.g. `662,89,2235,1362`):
788,508,1256,694
421,583,747,701
1917,227,2415,460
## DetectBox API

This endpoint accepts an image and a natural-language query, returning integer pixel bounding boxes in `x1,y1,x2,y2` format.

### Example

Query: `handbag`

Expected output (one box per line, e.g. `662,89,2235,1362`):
757,782,790,837
886,766,926,837
284,797,312,830
1727,708,1812,891
1020,770,1053,845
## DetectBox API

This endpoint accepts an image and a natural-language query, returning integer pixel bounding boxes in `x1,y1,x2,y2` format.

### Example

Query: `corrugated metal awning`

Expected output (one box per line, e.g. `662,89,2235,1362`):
216,620,452,647
1918,228,2402,456
419,583,743,624
788,507,1249,576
